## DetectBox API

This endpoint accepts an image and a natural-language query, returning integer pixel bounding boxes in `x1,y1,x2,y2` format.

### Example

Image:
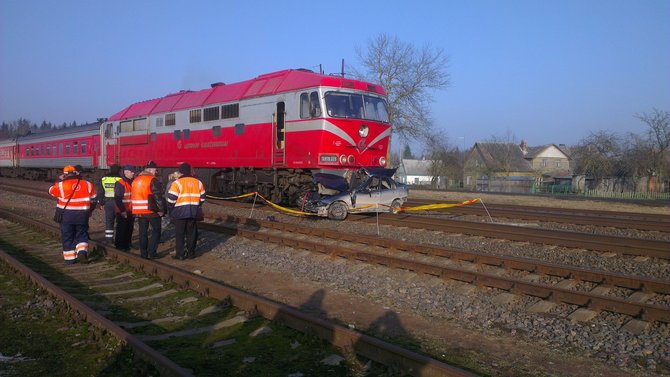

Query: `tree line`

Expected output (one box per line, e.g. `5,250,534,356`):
0,118,88,139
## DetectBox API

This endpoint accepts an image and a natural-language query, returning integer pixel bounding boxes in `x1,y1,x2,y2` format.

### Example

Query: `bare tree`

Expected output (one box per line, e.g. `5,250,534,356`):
352,33,450,143
425,130,463,188
634,109,669,191
572,131,624,191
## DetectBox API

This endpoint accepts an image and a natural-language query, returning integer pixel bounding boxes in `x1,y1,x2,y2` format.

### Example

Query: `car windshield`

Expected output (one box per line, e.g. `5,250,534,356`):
325,92,389,122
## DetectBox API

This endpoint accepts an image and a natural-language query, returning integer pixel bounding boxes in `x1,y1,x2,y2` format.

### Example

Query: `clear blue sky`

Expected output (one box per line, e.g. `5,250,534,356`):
1,0,669,151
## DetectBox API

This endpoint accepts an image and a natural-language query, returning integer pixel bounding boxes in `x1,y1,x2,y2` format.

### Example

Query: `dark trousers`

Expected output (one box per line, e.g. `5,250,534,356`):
103,201,116,241
115,214,134,250
174,218,198,258
138,216,161,258
60,222,89,262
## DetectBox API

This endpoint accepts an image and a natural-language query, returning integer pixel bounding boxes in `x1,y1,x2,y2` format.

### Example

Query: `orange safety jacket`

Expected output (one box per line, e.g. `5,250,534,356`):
49,178,96,211
114,179,133,213
131,174,162,215
166,176,205,219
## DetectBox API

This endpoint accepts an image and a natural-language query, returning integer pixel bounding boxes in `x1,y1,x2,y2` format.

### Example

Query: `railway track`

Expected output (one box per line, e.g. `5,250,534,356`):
349,213,670,259
405,199,670,232
204,214,670,324
0,209,474,377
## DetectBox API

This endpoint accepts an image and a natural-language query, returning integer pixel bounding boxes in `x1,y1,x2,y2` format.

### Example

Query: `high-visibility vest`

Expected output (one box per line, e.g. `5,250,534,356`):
115,179,133,213
167,177,205,207
49,179,96,211
131,175,155,215
101,176,121,198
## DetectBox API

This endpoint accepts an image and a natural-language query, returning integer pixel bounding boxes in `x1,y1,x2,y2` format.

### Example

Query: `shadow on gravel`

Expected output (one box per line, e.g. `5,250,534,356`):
295,288,433,376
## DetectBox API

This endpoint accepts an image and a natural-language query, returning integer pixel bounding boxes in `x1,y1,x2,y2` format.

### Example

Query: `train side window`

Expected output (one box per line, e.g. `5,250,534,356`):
47,144,51,155
165,113,176,126
150,132,156,141
81,141,87,154
189,109,202,123
41,145,45,155
53,144,57,155
65,143,70,155
222,103,239,119
204,106,220,121
120,120,132,132
36,146,39,156
73,141,79,154
183,129,190,139
156,117,163,127
59,143,63,155
173,130,181,140
212,125,221,137
235,123,245,135
133,118,147,131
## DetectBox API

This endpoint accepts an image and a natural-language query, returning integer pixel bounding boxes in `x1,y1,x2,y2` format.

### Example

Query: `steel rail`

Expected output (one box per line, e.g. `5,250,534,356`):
408,203,670,232
0,244,193,377
350,214,670,259
0,208,475,377
200,220,670,323
216,215,670,295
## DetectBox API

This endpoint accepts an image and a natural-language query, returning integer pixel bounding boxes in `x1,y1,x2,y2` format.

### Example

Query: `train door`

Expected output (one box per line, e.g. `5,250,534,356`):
274,101,286,166
103,122,119,167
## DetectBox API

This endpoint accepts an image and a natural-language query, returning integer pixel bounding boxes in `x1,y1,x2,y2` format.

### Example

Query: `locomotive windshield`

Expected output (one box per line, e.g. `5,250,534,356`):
325,92,389,123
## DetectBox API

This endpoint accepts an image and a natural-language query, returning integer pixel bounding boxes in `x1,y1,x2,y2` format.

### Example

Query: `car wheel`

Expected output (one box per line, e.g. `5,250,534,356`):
390,199,402,214
327,202,348,220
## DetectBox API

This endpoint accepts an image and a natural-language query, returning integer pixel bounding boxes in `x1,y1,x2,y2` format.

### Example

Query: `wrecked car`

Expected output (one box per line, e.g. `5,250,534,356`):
299,168,409,220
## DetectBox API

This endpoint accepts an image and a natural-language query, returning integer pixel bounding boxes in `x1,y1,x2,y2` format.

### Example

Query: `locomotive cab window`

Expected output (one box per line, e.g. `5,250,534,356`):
325,92,389,122
300,91,322,119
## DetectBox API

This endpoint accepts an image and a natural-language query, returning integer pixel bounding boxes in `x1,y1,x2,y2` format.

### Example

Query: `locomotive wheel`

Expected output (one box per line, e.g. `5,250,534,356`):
327,202,348,221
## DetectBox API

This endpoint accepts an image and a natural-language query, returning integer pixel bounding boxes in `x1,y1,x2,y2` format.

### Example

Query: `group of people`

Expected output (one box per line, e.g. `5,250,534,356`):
48,161,206,264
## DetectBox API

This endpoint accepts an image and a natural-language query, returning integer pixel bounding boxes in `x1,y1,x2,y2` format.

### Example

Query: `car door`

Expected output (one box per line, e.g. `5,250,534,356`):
352,176,382,212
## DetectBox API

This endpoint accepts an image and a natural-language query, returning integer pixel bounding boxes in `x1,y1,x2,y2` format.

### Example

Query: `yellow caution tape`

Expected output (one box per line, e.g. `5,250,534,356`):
206,191,318,216
399,198,481,212
206,191,481,217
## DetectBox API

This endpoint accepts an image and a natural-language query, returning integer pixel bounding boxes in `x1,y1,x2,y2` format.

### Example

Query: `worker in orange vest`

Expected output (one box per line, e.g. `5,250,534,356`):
114,164,135,251
166,162,206,260
131,161,165,259
48,165,97,264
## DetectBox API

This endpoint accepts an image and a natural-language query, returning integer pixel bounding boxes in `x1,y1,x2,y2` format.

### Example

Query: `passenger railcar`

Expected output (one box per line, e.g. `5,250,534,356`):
1,69,392,203
0,122,101,180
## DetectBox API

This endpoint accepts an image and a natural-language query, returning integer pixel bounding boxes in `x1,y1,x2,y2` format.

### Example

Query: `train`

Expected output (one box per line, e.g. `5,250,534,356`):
0,69,392,204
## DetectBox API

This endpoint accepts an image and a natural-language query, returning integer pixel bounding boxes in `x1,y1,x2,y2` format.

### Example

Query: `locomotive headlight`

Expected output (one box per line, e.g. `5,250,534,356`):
348,155,355,165
358,124,369,138
379,157,387,166
339,155,347,165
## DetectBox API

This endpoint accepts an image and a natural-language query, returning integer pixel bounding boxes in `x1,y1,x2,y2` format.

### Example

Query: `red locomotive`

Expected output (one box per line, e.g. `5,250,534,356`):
0,69,391,203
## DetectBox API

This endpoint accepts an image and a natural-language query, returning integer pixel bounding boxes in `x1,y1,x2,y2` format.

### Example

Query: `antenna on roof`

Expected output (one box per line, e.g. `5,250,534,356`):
341,59,345,77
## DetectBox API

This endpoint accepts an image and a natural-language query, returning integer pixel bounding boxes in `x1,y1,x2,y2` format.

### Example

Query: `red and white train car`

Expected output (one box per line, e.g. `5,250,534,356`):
104,69,391,202
0,123,101,180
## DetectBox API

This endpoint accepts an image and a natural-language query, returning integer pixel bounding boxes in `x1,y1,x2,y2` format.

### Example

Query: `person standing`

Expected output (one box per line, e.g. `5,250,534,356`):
49,165,97,264
97,164,121,244
131,161,164,259
167,163,205,260
114,165,135,251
